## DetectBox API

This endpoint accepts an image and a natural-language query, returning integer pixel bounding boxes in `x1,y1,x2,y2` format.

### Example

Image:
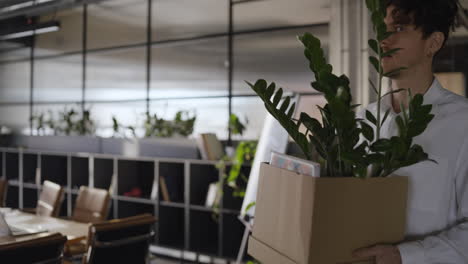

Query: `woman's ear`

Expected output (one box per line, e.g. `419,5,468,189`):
428,32,445,57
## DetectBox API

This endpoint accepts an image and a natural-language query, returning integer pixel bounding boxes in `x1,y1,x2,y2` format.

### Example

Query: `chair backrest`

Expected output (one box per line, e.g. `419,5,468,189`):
36,180,64,217
72,186,110,223
0,232,67,264
84,214,157,264
0,178,7,207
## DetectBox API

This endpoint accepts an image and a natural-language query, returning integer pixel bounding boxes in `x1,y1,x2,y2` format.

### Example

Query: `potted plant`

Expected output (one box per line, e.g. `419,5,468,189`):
22,106,100,153
246,0,434,263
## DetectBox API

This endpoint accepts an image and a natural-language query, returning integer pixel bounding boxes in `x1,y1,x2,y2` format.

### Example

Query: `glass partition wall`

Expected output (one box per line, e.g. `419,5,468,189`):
0,0,330,141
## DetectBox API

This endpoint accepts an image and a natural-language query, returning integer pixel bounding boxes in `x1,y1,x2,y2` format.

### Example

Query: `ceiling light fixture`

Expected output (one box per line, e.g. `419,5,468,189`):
0,20,60,40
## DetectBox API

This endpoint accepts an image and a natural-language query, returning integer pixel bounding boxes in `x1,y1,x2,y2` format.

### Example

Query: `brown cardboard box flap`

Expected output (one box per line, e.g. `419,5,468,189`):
252,162,316,263
248,236,296,264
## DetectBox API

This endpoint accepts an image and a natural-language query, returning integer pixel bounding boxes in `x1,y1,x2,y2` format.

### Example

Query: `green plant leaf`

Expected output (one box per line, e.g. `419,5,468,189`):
309,135,327,159
287,102,296,119
369,56,381,73
381,109,391,126
366,110,377,126
407,121,430,138
272,87,283,106
378,31,394,42
245,202,256,213
411,94,424,108
369,79,378,95
265,82,276,100
395,115,406,137
301,113,324,139
248,79,311,159
371,13,384,29
360,121,374,142
365,0,376,12
367,153,385,164
368,39,379,54
279,97,291,112
370,138,392,152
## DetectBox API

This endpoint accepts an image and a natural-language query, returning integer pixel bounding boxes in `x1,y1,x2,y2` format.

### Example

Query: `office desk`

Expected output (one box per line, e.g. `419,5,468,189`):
0,209,88,246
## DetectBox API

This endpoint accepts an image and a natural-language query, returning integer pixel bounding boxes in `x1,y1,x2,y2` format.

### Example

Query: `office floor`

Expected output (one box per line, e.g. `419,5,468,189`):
151,257,179,264
150,257,200,264
150,255,201,264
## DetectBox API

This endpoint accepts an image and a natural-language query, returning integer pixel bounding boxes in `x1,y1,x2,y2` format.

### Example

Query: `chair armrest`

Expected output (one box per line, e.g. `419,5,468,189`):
64,236,87,257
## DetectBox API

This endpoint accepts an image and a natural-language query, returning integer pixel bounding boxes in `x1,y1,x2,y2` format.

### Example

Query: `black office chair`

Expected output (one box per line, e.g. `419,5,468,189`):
0,233,67,264
83,213,157,264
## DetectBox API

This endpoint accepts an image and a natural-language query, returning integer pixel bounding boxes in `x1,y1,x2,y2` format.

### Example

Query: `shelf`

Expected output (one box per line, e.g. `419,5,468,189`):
115,195,155,205
5,152,18,180
23,188,38,208
8,180,19,186
189,204,218,213
159,162,184,203
5,185,18,208
117,200,155,219
41,155,67,185
222,165,251,211
0,152,3,178
189,209,218,255
118,159,154,199
23,153,37,183
71,157,88,189
159,201,185,208
222,214,246,258
189,164,219,207
0,147,249,262
23,183,39,189
94,158,113,190
157,205,184,249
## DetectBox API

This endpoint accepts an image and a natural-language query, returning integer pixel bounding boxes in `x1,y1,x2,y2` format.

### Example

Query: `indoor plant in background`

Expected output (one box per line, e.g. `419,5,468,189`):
212,114,257,217
25,106,100,153
31,106,96,136
143,110,196,138
246,0,434,263
107,110,198,158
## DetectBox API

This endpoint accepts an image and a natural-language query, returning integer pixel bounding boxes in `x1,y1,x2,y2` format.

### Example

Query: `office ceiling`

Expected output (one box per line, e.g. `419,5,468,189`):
24,0,330,97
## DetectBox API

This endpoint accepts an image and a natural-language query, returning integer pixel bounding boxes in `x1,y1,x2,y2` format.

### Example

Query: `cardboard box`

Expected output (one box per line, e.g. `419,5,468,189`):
248,163,408,264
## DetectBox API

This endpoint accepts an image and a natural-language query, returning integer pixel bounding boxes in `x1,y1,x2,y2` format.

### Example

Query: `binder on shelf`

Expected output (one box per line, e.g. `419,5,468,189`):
205,182,221,208
159,176,171,202
197,133,224,160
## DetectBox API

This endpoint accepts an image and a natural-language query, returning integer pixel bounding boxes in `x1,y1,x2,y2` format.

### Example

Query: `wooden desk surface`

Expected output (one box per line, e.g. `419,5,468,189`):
0,209,88,245
0,232,59,246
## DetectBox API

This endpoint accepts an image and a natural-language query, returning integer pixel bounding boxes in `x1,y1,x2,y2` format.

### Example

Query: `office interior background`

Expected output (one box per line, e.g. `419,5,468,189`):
0,0,467,263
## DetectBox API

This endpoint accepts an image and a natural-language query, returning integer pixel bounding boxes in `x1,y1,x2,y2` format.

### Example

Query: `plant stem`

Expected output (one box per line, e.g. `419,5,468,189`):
376,44,383,140
337,130,343,176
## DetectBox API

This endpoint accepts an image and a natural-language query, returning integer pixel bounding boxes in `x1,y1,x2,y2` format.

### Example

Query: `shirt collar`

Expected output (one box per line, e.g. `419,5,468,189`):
422,77,445,106
380,77,444,114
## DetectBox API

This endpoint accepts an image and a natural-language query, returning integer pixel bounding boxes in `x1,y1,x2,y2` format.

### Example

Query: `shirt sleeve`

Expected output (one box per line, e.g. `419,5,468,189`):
397,136,468,264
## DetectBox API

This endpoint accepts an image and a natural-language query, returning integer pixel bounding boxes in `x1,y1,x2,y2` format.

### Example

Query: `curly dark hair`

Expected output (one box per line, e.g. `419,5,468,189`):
384,0,459,47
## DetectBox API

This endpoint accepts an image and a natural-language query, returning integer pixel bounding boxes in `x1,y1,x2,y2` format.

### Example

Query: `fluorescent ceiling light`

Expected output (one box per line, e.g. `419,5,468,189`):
0,21,60,40
0,0,56,12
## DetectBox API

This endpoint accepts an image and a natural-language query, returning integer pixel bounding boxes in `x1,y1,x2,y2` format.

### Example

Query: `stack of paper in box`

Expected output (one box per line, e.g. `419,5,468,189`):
269,152,320,177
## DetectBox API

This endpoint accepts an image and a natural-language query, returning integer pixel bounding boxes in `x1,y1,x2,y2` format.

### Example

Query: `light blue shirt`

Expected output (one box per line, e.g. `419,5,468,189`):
364,78,468,264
